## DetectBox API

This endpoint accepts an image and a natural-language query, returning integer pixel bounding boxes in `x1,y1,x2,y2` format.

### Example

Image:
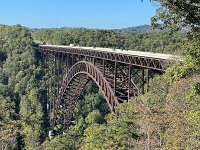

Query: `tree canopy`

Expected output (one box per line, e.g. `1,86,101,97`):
0,0,199,149
151,0,200,31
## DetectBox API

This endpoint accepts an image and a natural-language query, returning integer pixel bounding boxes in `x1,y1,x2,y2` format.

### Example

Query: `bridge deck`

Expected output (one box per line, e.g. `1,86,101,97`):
40,44,181,60
40,44,182,71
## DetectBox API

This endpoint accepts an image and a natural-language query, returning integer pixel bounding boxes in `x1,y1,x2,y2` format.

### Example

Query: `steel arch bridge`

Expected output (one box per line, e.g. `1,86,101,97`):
40,44,180,133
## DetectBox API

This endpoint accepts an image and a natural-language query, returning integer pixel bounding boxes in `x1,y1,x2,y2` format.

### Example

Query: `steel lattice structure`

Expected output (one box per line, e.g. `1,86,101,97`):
40,45,179,133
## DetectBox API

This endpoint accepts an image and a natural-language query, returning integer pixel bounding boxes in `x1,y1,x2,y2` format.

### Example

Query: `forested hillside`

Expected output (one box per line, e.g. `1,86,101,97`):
0,0,199,149
1,25,199,149
0,25,46,149
32,28,185,55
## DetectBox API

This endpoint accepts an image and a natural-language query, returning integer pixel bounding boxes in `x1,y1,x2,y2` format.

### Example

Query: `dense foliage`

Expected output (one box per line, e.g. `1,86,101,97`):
0,25,47,149
32,28,186,54
0,0,199,149
151,0,200,32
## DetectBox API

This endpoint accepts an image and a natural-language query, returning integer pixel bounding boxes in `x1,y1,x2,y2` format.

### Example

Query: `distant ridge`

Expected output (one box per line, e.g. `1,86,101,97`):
113,25,189,33
31,25,152,32
113,25,152,33
31,24,189,33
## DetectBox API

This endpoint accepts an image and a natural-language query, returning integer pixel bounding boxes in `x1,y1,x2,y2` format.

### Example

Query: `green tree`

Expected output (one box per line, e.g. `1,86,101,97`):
163,75,200,149
151,0,200,32
0,25,46,149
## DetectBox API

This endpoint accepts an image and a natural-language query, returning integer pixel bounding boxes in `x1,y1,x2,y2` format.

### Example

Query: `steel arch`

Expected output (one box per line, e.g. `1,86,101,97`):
52,61,120,130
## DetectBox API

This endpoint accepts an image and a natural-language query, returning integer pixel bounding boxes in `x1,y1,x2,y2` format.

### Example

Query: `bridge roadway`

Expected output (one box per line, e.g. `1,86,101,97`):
40,44,181,72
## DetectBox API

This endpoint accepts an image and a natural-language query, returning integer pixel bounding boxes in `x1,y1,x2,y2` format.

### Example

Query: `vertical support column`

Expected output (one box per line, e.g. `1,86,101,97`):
103,59,105,77
72,54,75,66
41,49,44,68
44,50,47,75
93,57,95,65
78,55,81,61
146,69,150,92
64,53,67,74
128,65,132,100
45,51,50,112
50,51,54,127
90,57,93,63
46,51,50,112
60,52,64,80
114,62,117,96
53,52,57,121
142,68,145,94
57,52,60,95
66,53,69,73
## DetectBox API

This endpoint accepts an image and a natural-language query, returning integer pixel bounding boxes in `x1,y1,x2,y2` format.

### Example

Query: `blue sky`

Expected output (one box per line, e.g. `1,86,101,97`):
0,0,158,29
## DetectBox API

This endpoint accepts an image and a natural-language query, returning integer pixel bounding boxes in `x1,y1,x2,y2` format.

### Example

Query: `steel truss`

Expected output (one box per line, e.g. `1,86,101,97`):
41,47,166,133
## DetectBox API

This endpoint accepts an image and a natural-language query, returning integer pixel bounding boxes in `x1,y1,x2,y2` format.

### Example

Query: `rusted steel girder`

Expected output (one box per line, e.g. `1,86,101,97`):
40,46,172,71
40,47,166,133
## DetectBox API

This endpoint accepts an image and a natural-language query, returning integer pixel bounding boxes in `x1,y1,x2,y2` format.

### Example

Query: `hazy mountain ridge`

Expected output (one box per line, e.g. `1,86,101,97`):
113,25,189,33
31,25,152,33
113,25,152,33
31,24,189,33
